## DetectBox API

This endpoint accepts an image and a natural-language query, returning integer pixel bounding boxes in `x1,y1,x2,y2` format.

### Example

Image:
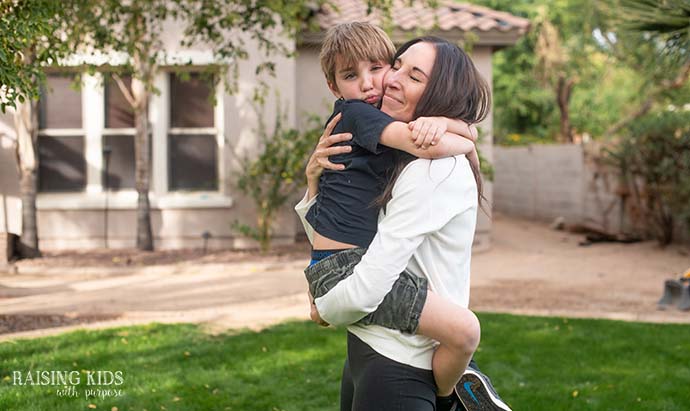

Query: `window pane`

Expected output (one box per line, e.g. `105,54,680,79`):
103,135,135,190
169,134,217,191
39,74,82,129
170,73,214,128
105,75,135,128
38,136,86,192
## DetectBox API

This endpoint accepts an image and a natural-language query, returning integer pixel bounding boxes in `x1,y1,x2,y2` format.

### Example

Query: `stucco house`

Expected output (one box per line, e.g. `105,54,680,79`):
0,1,528,252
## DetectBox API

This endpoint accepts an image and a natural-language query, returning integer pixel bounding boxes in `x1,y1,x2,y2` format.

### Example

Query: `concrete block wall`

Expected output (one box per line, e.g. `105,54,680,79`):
493,143,690,243
493,144,585,225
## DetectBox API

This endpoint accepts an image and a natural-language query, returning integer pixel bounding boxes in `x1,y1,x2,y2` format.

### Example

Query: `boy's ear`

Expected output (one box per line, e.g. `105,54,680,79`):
327,82,342,99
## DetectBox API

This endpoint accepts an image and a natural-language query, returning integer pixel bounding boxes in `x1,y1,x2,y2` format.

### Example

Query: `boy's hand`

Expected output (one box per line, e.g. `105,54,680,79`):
408,117,447,149
467,124,479,142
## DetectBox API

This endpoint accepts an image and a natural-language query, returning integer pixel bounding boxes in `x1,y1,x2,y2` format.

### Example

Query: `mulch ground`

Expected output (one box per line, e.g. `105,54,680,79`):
0,314,122,335
2,242,312,335
10,241,312,269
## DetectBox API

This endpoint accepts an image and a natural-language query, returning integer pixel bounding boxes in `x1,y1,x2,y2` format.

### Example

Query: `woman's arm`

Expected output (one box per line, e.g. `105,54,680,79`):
305,113,353,199
314,159,476,326
296,114,353,242
294,191,317,245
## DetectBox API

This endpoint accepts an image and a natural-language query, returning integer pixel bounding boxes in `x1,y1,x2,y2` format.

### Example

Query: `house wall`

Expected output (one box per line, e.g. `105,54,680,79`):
1,27,502,251
0,111,21,235
295,45,335,130
471,47,494,251
0,25,300,251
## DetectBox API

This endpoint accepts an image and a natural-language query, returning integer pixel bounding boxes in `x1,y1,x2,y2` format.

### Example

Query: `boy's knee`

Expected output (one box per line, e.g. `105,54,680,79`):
448,311,480,355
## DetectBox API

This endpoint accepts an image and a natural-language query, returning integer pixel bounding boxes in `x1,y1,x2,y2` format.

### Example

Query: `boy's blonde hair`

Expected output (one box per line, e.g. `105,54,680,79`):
319,22,396,89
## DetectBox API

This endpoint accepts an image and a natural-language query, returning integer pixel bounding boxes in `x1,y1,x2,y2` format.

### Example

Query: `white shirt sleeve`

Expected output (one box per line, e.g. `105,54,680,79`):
294,190,317,245
314,159,473,325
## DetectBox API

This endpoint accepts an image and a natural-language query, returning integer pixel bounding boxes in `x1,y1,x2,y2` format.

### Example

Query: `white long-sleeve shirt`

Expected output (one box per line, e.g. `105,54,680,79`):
294,155,477,369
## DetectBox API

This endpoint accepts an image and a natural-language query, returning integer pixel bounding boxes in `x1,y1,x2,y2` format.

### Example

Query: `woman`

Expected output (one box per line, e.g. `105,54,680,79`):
301,37,501,410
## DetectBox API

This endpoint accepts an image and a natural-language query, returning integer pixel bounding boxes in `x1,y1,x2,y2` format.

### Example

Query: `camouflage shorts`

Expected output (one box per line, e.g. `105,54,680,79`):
304,248,427,334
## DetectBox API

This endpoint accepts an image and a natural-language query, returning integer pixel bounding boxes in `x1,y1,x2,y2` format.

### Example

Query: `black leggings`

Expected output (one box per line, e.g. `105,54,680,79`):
340,332,437,411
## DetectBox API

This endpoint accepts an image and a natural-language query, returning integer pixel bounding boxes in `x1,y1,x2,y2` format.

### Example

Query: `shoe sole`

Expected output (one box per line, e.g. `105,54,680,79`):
455,370,512,411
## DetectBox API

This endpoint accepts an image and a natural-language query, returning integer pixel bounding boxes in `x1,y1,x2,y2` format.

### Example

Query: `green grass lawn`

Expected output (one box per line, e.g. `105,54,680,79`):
1,313,689,411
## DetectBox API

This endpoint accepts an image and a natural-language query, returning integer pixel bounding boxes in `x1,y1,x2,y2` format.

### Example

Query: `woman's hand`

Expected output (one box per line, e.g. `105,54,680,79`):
408,116,448,149
308,291,330,327
306,113,352,198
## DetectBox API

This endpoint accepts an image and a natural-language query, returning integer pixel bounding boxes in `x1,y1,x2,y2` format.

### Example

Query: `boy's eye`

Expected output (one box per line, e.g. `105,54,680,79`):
343,73,356,80
371,65,382,71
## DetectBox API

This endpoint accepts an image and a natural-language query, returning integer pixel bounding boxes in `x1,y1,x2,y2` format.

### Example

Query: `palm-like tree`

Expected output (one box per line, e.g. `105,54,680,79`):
622,0,690,59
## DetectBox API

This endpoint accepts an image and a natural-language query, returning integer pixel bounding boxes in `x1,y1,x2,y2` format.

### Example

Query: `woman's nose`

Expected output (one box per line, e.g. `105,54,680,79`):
385,72,401,89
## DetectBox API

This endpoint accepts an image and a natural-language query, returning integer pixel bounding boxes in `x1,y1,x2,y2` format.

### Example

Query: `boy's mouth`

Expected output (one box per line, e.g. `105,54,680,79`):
364,95,380,104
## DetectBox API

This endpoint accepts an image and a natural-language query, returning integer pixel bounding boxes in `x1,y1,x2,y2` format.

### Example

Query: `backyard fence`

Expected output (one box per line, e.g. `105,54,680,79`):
493,143,689,243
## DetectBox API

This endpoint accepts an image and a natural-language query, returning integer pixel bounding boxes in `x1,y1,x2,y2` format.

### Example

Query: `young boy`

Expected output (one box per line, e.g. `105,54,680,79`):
296,22,511,411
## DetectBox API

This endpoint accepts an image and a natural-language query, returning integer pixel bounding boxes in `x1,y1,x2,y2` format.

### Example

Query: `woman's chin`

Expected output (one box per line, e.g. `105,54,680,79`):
381,102,404,121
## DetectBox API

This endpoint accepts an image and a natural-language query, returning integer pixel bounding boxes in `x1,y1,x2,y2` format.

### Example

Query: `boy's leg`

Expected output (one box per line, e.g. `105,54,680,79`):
356,270,428,333
415,291,480,396
305,248,426,334
304,248,367,299
306,250,510,410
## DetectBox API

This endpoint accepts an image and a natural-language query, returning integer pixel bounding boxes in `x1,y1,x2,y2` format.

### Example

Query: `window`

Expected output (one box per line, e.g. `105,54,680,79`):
103,74,136,190
38,136,86,192
38,73,86,192
103,134,135,190
168,72,218,191
170,73,214,128
104,74,135,128
169,134,218,191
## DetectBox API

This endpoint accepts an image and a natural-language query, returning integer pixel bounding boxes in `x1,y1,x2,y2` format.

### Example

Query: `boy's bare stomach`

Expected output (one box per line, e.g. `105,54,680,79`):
313,232,358,250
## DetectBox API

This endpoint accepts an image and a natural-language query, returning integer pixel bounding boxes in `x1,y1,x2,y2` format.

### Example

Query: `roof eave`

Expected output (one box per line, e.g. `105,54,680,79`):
298,28,526,49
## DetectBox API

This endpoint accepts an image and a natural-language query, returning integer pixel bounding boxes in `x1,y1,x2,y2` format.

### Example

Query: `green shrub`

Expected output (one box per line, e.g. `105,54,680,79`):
233,106,321,251
605,110,690,244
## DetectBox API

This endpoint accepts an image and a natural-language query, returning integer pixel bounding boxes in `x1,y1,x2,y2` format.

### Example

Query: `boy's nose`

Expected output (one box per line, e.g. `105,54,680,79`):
361,73,373,90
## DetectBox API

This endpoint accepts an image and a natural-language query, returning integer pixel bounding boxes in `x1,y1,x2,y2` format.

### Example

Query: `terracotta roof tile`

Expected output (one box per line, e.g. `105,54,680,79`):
315,0,530,35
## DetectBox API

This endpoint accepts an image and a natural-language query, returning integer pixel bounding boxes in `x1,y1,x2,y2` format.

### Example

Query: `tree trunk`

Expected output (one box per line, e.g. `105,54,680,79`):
556,75,575,143
14,99,41,258
132,74,153,251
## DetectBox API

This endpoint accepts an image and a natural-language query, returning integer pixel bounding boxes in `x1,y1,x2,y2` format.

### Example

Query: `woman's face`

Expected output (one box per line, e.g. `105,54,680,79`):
380,42,436,122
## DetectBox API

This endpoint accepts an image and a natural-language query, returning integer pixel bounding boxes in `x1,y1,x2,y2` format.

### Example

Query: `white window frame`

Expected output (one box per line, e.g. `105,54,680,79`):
37,68,232,211
101,73,137,193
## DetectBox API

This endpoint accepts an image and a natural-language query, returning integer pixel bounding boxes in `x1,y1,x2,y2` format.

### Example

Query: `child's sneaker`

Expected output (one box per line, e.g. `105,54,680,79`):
455,365,511,411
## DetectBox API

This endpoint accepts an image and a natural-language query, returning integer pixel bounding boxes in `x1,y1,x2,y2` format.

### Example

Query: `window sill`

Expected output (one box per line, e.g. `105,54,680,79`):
37,191,233,210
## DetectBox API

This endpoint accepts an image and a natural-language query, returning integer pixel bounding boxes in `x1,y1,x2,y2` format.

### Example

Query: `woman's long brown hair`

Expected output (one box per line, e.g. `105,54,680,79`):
376,36,491,209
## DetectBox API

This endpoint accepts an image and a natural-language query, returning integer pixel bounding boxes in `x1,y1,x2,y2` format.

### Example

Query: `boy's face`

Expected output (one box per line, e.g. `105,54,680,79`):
329,57,391,105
